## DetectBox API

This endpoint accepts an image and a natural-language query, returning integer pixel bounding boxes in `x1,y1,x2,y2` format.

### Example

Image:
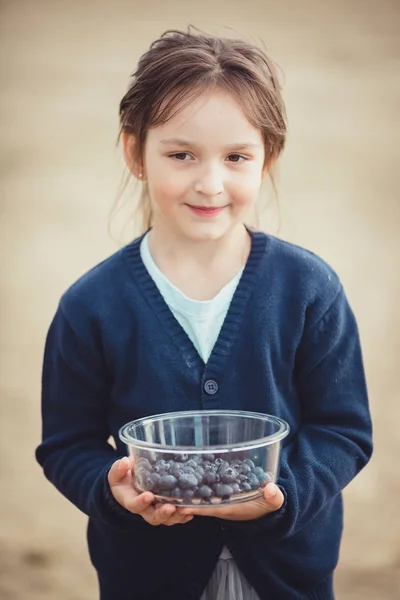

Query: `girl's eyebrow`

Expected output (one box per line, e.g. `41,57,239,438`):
159,138,260,151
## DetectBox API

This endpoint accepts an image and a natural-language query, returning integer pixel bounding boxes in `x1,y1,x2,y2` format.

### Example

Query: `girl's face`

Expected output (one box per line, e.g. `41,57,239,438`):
141,90,267,243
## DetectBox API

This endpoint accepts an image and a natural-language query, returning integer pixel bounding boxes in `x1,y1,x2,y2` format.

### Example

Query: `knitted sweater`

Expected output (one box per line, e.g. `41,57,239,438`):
36,231,373,600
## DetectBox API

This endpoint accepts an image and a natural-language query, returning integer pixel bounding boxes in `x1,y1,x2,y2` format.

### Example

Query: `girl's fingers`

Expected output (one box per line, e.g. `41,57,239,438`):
141,503,177,526
140,503,192,526
107,457,130,486
180,505,227,518
263,483,284,510
181,485,284,521
123,491,155,515
163,513,193,526
179,514,194,525
142,502,193,526
108,459,193,525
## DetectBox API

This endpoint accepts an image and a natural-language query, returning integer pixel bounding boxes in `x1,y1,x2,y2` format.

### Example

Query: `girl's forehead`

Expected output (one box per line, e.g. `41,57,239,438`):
149,90,263,146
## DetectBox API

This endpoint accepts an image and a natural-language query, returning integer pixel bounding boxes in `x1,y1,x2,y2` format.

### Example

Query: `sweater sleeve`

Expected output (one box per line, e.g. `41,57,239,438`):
35,303,147,531
227,286,373,539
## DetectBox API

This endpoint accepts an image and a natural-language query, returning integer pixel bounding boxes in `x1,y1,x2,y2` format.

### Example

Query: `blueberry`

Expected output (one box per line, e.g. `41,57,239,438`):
136,470,150,489
170,465,184,479
243,459,255,469
182,465,195,472
231,483,240,494
198,485,213,499
215,459,229,470
258,472,273,488
153,463,167,474
202,453,215,462
159,475,178,490
136,457,152,471
217,462,229,473
144,472,161,491
157,459,171,470
174,453,189,462
203,471,217,486
194,466,204,483
178,473,198,489
252,466,270,485
182,489,195,502
167,460,180,470
203,462,218,473
181,467,197,481
247,476,260,490
220,467,237,484
240,482,252,492
253,466,266,479
136,467,150,479
239,463,252,475
214,484,233,498
171,488,183,499
238,474,248,482
185,459,198,469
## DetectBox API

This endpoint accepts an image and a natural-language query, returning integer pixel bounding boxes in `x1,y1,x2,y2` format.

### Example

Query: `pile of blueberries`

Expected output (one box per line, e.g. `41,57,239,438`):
135,452,272,504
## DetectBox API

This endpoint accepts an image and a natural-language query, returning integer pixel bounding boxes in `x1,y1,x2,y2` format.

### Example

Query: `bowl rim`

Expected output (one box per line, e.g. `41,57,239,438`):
118,409,290,453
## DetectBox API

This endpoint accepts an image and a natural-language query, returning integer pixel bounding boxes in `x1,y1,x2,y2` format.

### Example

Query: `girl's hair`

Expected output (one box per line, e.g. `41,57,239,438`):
118,27,287,233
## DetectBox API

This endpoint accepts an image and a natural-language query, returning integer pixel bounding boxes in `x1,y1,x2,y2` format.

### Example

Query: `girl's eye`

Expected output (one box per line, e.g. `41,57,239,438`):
226,154,247,163
170,152,192,161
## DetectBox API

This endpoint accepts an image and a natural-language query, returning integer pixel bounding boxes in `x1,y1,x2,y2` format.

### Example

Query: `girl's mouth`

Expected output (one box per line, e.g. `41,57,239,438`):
186,205,226,217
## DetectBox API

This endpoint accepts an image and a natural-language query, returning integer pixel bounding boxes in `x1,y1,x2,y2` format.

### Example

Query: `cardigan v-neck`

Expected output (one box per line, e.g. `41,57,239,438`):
124,230,267,382
139,231,244,364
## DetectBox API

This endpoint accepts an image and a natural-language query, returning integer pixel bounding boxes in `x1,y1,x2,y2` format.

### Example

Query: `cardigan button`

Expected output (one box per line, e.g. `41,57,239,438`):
204,380,218,395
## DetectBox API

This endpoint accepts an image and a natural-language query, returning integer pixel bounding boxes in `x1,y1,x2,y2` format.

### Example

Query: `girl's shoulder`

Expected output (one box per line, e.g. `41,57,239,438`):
259,232,344,318
261,234,338,280
59,236,143,315
264,233,340,282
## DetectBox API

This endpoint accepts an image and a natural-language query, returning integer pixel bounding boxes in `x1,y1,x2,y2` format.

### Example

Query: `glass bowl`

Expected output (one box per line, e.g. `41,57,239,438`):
119,410,289,507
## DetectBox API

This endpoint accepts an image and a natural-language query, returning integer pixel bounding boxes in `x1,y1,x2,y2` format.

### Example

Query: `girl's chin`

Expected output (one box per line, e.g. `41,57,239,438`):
180,222,234,243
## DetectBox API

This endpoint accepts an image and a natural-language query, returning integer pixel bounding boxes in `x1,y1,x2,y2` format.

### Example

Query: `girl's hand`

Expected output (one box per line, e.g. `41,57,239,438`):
180,483,284,521
108,457,192,527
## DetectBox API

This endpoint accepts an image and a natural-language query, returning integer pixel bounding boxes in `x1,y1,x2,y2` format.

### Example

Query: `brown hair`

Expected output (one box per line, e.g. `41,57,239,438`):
118,27,287,233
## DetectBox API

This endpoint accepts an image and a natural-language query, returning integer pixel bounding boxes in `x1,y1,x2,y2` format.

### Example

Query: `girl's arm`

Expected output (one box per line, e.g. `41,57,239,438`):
36,304,148,531
219,286,373,538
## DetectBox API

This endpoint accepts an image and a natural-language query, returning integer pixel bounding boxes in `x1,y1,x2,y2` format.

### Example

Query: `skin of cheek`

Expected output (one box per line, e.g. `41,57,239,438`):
147,173,186,218
146,162,263,226
222,176,263,227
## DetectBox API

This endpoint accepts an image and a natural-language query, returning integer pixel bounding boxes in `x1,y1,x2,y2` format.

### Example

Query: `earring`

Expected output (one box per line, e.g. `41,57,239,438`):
138,173,142,179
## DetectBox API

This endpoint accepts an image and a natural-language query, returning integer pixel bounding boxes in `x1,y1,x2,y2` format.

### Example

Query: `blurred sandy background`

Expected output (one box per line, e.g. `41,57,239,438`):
1,0,399,598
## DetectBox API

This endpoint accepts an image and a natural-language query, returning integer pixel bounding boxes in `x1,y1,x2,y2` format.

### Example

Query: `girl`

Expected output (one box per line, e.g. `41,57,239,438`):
36,29,373,600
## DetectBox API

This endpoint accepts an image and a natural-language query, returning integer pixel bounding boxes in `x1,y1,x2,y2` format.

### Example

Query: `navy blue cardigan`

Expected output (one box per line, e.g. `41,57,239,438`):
36,231,372,600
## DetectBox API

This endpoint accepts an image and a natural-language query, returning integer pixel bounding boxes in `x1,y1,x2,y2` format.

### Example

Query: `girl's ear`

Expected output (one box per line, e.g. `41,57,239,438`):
121,131,145,181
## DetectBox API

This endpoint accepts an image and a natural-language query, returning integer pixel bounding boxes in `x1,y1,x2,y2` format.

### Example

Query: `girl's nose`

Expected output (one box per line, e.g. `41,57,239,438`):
194,165,224,196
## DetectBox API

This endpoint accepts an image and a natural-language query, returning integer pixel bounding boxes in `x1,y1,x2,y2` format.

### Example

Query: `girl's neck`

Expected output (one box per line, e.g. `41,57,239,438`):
147,224,251,301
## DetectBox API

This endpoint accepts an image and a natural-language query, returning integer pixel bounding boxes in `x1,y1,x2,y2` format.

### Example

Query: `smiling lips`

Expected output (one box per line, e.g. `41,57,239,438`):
186,205,226,217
